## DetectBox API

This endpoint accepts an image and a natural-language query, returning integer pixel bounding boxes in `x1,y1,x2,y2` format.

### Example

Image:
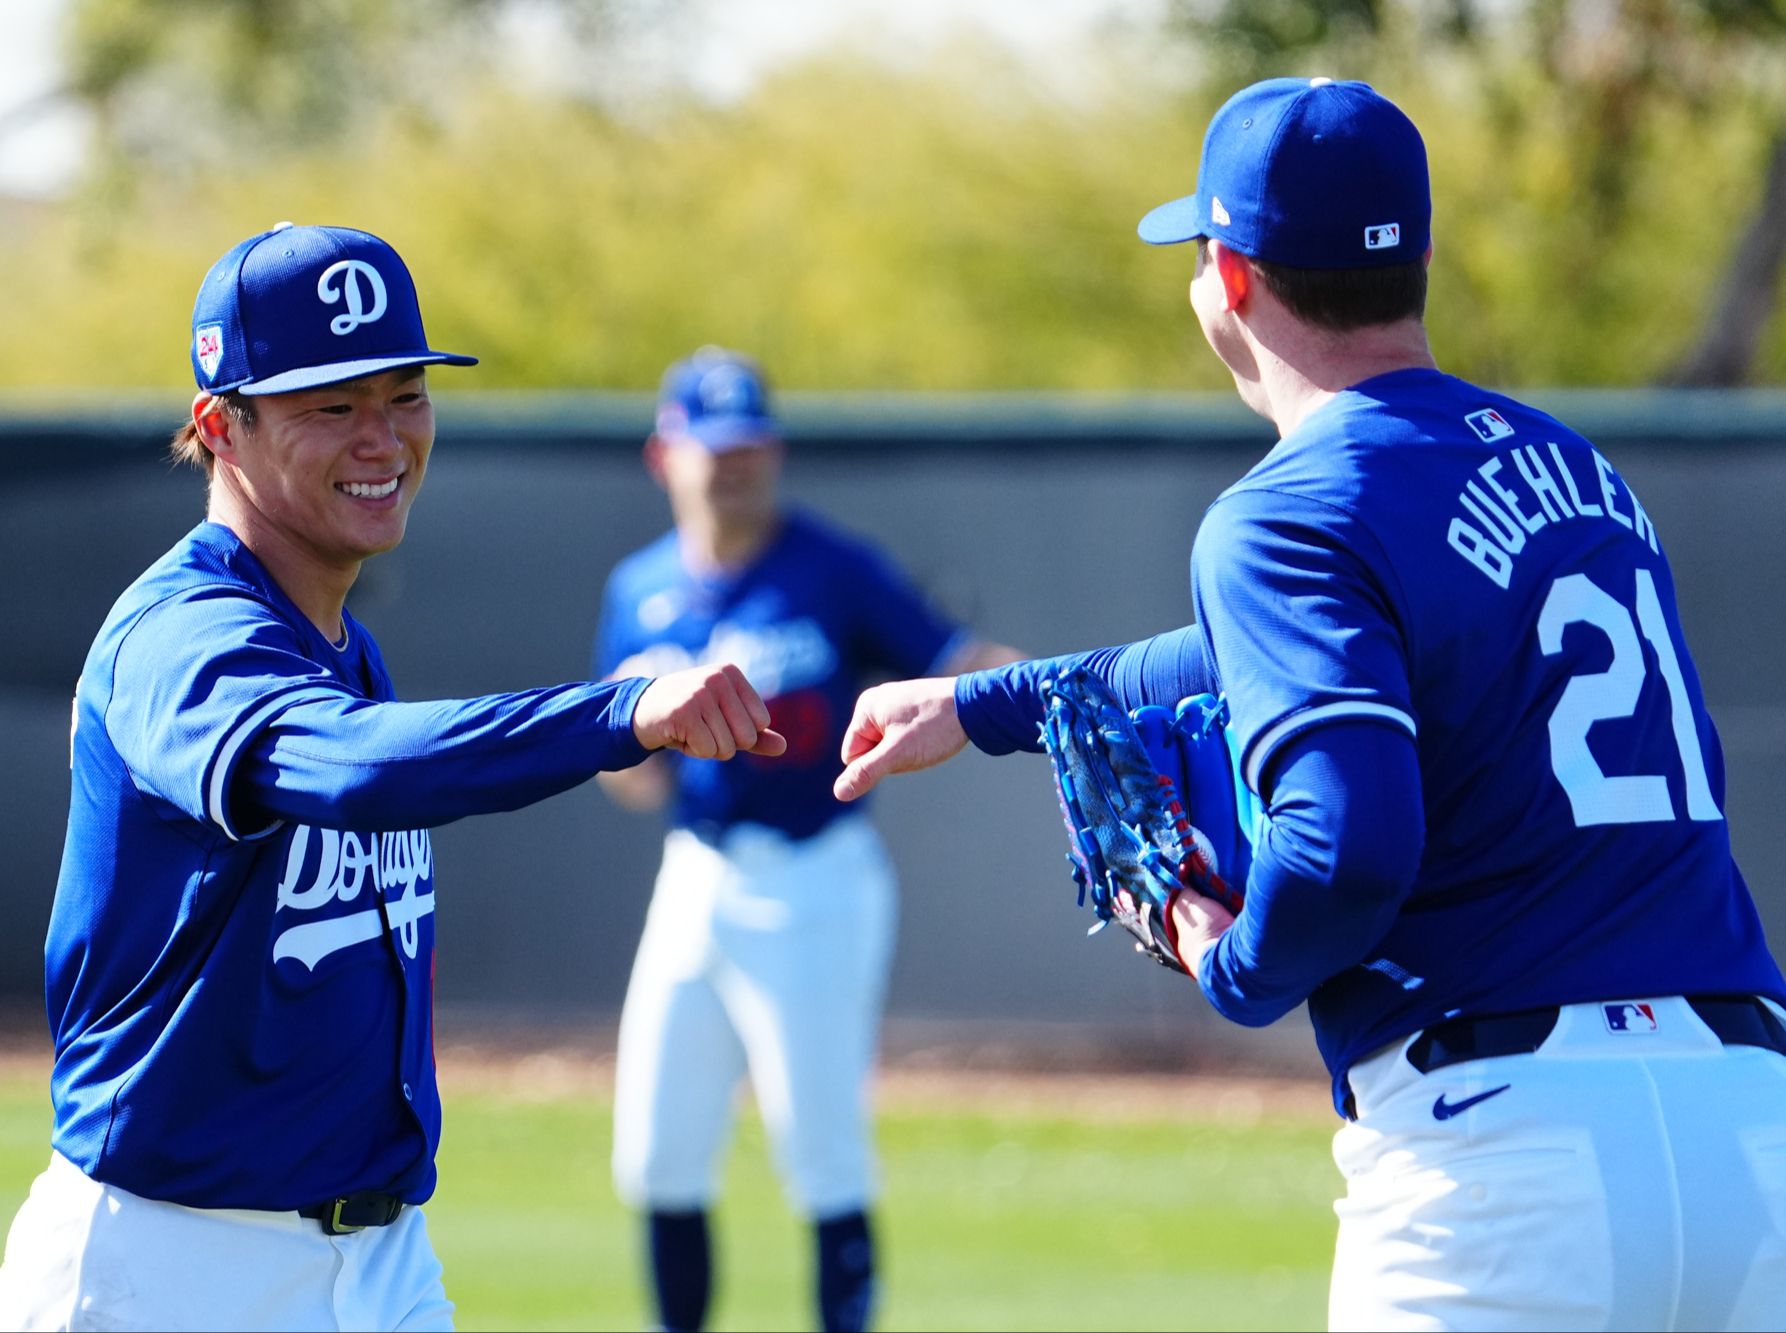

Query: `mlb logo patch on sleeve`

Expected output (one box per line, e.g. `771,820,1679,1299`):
1465,408,1515,442
1603,1002,1659,1033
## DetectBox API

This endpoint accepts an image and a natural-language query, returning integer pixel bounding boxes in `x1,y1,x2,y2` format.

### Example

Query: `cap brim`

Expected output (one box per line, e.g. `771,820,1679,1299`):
235,351,479,396
1137,194,1207,246
682,415,781,452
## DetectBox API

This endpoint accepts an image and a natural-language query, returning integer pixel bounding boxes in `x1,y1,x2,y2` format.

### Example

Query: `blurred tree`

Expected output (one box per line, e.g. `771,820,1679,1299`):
0,49,1220,392
1,7,1782,389
56,0,666,174
1168,0,1786,384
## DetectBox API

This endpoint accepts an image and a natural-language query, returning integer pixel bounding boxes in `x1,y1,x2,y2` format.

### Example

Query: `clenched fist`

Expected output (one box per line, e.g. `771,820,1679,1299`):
632,664,788,760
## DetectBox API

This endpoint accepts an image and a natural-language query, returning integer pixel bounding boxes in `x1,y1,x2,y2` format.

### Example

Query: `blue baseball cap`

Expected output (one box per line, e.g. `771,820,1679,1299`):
190,222,477,395
1138,78,1430,269
655,347,780,451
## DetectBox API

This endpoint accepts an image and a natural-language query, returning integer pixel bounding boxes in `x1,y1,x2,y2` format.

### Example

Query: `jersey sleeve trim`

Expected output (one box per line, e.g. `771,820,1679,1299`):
205,687,326,841
1243,701,1417,793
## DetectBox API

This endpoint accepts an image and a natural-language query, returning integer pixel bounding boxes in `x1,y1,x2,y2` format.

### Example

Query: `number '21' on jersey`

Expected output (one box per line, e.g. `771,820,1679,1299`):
1191,368,1784,1090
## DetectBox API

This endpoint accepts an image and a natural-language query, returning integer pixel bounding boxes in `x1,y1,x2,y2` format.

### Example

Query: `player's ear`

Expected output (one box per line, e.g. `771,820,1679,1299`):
642,435,670,489
1209,240,1251,312
192,393,240,465
1422,240,1434,268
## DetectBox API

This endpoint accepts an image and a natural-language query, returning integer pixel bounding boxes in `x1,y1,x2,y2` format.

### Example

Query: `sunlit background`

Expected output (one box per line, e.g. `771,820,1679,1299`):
3,0,1786,391
2,4,1785,1328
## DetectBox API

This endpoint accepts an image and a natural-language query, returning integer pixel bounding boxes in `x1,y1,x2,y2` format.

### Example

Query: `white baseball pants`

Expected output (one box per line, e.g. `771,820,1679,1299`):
611,816,896,1218
1331,996,1786,1331
0,1151,452,1331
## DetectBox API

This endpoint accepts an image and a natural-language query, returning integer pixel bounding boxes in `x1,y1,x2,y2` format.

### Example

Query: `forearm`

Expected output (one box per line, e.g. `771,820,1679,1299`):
954,625,1212,755
238,677,653,830
1199,722,1425,1026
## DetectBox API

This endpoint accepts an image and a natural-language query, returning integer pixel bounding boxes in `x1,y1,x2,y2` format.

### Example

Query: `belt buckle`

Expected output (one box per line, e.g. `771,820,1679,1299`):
323,1198,365,1236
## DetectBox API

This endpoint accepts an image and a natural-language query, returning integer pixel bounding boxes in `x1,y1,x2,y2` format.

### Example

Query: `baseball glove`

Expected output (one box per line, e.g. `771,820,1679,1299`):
1039,667,1248,974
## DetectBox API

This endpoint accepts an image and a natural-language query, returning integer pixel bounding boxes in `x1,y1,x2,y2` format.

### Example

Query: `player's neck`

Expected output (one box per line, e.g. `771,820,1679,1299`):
1251,317,1437,438
207,497,357,643
677,513,781,574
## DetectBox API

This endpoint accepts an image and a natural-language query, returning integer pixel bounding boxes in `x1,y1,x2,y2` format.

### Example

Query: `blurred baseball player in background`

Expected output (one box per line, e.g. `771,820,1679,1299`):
833,79,1786,1330
595,347,1019,1333
0,225,782,1332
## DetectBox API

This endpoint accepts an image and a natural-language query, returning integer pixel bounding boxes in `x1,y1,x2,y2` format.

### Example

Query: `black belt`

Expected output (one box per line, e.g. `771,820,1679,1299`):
1407,994,1786,1074
1345,994,1786,1119
298,1190,405,1235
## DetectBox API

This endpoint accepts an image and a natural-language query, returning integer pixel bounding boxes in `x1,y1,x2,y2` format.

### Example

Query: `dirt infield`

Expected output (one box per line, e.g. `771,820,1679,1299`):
0,1002,1336,1124
432,1038,1333,1124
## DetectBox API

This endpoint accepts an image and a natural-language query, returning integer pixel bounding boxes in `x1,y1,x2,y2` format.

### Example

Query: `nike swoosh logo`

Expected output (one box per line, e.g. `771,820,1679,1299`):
1432,1084,1512,1121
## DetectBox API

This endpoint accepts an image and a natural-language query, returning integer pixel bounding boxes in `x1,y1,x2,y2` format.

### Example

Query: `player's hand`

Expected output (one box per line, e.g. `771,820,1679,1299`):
1167,887,1237,980
834,677,967,801
632,664,788,760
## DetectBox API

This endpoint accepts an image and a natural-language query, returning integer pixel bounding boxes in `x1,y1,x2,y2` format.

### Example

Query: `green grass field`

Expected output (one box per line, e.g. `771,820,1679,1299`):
0,1065,1337,1331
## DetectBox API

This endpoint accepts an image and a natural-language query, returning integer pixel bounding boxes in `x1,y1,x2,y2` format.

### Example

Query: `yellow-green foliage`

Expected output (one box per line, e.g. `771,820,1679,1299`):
0,46,1781,390
1407,67,1781,386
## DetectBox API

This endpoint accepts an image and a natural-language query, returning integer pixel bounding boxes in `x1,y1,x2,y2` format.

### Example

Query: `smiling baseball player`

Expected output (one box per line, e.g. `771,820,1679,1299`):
595,347,1019,1333
833,80,1786,1330
0,225,782,1332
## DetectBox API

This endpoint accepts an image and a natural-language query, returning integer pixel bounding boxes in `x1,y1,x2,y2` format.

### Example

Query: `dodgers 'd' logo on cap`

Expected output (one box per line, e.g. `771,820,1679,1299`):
317,259,388,336
699,362,757,413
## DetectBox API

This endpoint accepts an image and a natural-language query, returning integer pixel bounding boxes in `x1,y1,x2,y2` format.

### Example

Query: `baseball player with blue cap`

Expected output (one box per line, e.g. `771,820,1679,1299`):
833,79,1786,1329
0,224,784,1332
595,347,1019,1333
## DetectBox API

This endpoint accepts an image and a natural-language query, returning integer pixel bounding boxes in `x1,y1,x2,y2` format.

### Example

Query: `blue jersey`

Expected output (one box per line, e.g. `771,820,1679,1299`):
50,523,649,1210
597,509,964,841
1191,369,1784,1084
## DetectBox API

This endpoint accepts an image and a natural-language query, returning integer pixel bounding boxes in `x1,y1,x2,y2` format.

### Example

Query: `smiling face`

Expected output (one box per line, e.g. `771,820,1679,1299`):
201,368,435,573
